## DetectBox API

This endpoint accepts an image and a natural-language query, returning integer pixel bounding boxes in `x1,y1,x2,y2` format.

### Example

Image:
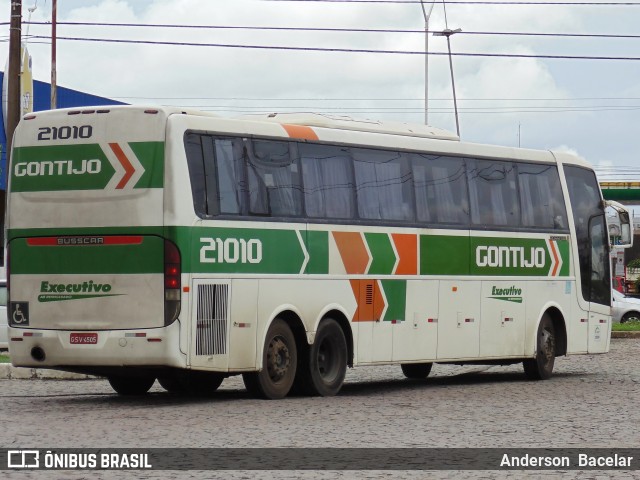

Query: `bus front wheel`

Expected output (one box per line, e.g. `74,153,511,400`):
243,319,297,400
523,314,556,380
108,375,156,395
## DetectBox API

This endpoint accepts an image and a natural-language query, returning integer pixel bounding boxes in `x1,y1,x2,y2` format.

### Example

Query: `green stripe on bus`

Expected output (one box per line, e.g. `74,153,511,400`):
10,142,164,192
129,142,165,188
365,233,395,275
9,236,164,275
11,144,115,192
420,235,470,275
305,230,329,274
190,227,306,274
380,280,406,321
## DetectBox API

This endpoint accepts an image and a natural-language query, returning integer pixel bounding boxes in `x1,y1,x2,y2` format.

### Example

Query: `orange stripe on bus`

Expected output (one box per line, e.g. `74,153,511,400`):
350,279,385,322
333,231,369,274
391,233,417,275
282,124,319,141
549,240,560,276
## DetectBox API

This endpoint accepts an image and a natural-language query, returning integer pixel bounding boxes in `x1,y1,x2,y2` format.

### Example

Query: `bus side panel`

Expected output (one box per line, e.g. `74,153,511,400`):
391,279,438,362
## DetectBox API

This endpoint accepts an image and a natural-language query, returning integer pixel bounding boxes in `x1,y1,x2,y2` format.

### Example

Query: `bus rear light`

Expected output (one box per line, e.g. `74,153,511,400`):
147,338,162,343
164,239,181,326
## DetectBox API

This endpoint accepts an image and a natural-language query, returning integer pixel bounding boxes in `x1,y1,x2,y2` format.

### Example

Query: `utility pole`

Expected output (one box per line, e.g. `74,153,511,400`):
420,1,435,125
2,0,22,244
433,28,461,138
51,0,57,109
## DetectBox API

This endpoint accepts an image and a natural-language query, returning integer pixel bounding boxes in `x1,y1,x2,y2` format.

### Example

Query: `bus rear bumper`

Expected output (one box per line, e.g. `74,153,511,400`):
7,321,186,370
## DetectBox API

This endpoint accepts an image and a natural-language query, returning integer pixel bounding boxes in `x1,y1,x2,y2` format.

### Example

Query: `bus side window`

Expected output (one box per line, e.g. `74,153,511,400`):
468,159,520,227
412,154,469,225
212,138,245,215
352,148,415,222
518,163,568,230
246,139,302,217
184,133,208,217
300,144,355,219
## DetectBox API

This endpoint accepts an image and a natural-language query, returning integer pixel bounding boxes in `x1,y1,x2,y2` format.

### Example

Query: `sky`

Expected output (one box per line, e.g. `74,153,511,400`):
1,0,639,179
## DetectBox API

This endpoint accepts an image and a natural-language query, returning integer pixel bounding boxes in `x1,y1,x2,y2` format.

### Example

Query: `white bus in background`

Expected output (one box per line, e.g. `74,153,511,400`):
6,106,632,399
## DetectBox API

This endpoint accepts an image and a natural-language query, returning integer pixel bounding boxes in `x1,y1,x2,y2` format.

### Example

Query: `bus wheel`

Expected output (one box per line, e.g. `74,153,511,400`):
523,314,556,380
158,372,224,395
401,363,433,379
301,318,347,397
184,371,224,395
243,319,297,400
158,375,183,393
108,375,156,395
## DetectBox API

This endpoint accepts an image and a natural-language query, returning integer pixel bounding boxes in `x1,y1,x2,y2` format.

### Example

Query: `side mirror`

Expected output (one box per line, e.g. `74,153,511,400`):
606,201,633,248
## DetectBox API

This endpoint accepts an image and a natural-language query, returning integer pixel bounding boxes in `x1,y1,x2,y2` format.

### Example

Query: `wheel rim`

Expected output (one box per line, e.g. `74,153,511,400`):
266,335,290,383
540,326,555,367
316,336,339,382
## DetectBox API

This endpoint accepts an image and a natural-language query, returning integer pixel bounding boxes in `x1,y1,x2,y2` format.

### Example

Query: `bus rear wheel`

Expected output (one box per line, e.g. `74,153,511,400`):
158,371,224,395
243,319,297,400
401,363,433,379
523,314,556,380
108,375,156,395
295,318,347,397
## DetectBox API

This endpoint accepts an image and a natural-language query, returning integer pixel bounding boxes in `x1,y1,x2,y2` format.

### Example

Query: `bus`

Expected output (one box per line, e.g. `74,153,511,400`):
6,106,632,399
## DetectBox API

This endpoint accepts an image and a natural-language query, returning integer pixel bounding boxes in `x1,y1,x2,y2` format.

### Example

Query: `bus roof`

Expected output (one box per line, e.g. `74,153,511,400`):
236,112,460,141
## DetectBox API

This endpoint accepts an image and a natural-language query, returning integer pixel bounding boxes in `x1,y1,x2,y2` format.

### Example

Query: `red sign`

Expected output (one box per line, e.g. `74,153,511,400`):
70,333,98,345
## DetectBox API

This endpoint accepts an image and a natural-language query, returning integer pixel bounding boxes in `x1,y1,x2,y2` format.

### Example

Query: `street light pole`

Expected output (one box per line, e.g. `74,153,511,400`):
434,28,461,138
51,0,57,109
420,1,435,125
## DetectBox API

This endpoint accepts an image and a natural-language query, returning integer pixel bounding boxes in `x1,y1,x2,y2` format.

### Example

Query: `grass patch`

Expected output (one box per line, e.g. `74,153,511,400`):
0,354,10,363
612,321,640,332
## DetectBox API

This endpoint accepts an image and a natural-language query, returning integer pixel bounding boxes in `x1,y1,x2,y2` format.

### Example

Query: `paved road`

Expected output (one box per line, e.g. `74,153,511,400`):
1,338,639,480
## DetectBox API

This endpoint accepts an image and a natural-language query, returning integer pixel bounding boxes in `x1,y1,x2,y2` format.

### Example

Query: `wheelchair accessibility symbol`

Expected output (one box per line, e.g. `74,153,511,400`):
10,302,29,326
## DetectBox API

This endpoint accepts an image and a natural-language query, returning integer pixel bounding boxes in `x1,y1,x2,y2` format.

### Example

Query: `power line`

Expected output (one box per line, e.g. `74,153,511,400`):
261,0,640,5
28,35,640,61
20,21,640,40
108,96,640,100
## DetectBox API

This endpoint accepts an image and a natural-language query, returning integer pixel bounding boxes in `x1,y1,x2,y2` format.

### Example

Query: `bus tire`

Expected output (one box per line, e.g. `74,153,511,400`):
159,371,224,395
298,318,347,397
523,314,556,380
401,362,433,379
158,375,183,393
243,319,297,400
108,375,156,395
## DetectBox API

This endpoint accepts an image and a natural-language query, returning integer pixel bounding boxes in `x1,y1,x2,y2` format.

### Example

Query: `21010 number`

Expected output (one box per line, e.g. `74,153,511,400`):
37,125,93,141
200,237,263,264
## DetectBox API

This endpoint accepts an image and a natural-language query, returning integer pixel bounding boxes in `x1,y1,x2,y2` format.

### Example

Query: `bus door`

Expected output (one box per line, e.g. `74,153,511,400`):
587,214,611,353
563,164,611,354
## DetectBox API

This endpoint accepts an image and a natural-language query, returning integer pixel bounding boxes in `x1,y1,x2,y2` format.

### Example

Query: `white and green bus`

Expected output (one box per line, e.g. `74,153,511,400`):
6,106,632,399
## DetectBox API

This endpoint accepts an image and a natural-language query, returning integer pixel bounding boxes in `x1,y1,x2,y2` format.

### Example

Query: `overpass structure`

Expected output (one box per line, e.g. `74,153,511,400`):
600,182,640,204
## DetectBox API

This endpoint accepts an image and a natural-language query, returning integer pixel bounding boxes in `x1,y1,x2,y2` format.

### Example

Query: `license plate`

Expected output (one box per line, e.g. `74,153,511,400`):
70,333,98,345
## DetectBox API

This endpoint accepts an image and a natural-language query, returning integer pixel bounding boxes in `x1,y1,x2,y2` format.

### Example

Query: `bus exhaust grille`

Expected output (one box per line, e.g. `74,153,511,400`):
196,284,229,356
